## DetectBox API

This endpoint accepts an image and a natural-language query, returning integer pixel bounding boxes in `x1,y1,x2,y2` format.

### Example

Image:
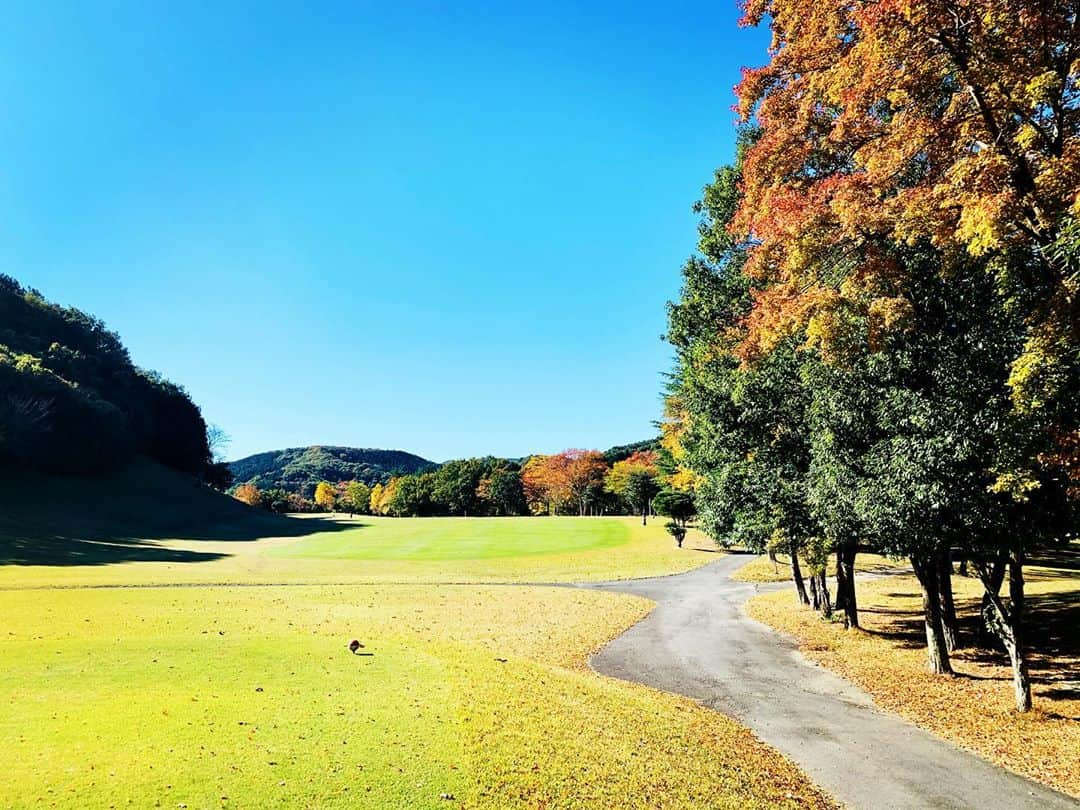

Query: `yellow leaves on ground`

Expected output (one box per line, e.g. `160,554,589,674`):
746,565,1080,798
730,552,904,584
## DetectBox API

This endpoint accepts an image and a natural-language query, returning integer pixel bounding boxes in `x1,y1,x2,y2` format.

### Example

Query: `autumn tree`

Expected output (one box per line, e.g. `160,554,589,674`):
521,451,607,515
342,480,371,517
735,0,1080,362
314,481,336,512
233,482,263,507
368,482,384,514
733,0,1080,707
605,451,661,524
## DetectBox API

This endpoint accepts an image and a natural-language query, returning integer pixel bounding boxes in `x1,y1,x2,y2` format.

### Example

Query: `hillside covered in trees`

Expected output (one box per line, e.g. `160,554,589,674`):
228,446,436,497
0,275,217,480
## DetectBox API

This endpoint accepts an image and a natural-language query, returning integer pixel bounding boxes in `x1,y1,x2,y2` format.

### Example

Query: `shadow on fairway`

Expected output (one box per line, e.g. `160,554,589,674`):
0,515,353,567
0,459,356,567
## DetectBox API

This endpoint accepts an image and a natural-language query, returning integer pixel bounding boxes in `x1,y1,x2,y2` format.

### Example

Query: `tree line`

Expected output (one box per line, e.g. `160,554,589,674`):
232,448,697,531
666,0,1079,713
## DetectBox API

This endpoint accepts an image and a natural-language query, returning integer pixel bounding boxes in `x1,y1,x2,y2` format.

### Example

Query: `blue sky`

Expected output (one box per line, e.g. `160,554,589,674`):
0,2,768,462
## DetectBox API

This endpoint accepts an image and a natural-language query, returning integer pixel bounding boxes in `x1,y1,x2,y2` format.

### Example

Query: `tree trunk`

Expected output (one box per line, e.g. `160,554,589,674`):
975,548,1032,712
790,540,810,606
834,548,847,614
817,570,831,618
978,549,1008,647
809,573,821,611
641,507,647,526
936,549,960,652
838,544,859,629
912,553,954,675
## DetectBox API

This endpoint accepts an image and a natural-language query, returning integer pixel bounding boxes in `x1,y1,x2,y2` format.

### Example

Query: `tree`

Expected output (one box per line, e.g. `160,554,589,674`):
369,483,384,515
606,451,661,524
387,472,436,517
653,489,695,527
664,521,687,548
233,483,262,507
624,469,661,526
477,467,527,516
373,477,402,516
342,480,371,517
314,481,336,512
734,0,1080,362
521,451,607,515
562,450,609,516
433,458,487,517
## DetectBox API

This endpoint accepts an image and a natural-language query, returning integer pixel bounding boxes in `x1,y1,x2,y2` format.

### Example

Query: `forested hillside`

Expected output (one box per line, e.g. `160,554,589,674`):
0,275,214,477
229,445,435,497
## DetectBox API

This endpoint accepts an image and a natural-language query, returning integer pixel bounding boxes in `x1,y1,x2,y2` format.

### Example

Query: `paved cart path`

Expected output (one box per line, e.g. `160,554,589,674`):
579,555,1078,810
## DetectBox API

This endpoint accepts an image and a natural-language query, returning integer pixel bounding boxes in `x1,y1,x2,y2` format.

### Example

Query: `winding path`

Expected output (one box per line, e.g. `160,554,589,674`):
578,555,1078,810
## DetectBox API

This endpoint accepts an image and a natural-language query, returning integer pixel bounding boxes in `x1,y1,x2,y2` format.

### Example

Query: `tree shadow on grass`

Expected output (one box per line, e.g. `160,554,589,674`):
860,578,1080,705
0,535,232,567
0,514,358,567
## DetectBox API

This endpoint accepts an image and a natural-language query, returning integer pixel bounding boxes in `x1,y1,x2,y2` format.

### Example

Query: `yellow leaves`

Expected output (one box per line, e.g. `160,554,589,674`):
1007,322,1070,414
666,468,700,493
867,295,914,350
988,469,1041,502
747,567,1080,798
1024,71,1061,106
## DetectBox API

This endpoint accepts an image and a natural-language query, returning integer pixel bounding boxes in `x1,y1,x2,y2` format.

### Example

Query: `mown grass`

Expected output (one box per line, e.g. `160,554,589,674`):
731,551,906,583
2,583,834,808
745,551,1080,798
0,462,717,588
0,461,834,807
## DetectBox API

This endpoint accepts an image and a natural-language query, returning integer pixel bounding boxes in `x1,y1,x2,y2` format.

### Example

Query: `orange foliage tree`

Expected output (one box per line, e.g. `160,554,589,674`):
521,450,608,515
734,0,1080,363
233,482,262,507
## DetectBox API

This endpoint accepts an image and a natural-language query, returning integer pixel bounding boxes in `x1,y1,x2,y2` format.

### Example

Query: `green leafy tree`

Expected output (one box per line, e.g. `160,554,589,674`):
342,480,371,517
623,469,661,526
477,467,527,516
433,458,487,517
653,489,695,527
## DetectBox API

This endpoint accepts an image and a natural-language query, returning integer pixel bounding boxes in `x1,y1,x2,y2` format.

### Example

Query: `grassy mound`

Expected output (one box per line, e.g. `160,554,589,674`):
0,458,312,567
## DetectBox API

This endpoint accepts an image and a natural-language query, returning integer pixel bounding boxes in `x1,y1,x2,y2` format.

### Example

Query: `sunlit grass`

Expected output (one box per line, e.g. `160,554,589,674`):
2,582,834,808
731,551,905,583
0,515,716,589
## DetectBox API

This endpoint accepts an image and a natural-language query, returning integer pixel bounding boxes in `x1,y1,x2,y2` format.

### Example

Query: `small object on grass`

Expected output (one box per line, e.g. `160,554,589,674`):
439,793,455,801
348,639,363,654
495,658,507,663
254,687,263,693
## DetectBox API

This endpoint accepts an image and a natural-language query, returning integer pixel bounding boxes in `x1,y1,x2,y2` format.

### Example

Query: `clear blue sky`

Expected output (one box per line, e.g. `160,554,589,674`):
0,2,767,462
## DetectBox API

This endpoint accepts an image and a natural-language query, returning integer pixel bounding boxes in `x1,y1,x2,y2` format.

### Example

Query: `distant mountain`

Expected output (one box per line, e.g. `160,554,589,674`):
602,438,660,464
228,446,436,497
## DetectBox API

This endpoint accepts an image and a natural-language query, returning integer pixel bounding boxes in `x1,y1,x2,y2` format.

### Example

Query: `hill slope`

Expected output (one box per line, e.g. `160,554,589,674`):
0,274,211,476
0,458,313,566
229,445,436,496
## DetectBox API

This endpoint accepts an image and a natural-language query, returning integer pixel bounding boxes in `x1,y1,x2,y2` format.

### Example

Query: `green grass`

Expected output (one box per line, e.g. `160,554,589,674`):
275,515,632,561
1,583,833,809
0,462,719,587
0,461,835,808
